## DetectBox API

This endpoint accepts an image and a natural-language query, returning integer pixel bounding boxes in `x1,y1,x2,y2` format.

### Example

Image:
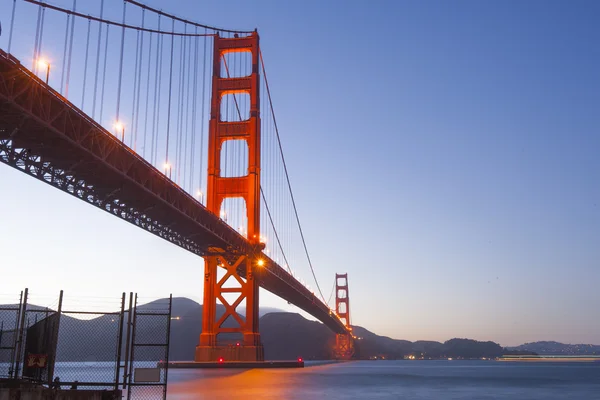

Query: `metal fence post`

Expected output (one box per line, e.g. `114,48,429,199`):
126,293,138,394
7,290,23,378
163,294,173,400
115,292,126,390
122,292,134,390
47,289,63,386
13,288,28,378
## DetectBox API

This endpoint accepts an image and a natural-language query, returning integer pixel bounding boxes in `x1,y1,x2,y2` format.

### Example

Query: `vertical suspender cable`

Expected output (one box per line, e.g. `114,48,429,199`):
133,10,146,152
142,24,154,158
153,24,164,165
32,4,42,73
115,2,127,123
183,32,192,191
36,5,47,74
260,51,326,302
65,0,76,97
165,18,175,173
99,24,110,125
60,13,70,93
7,0,17,55
150,15,162,165
198,28,208,202
189,27,198,194
130,28,140,146
176,29,186,183
92,0,105,120
81,18,92,109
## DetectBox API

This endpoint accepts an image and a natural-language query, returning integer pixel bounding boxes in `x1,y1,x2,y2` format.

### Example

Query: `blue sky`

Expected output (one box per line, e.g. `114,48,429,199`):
1,0,599,347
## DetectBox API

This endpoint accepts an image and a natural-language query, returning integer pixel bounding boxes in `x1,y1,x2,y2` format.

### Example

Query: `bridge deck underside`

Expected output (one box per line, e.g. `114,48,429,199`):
0,51,347,335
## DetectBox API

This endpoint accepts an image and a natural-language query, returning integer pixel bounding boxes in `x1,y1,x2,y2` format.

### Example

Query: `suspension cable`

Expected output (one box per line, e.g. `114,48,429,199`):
142,22,153,158
32,4,42,73
198,28,208,201
221,52,290,271
133,10,146,152
8,0,17,54
188,27,199,194
326,277,336,308
81,18,91,109
260,188,292,274
152,22,164,165
91,0,105,120
23,0,213,37
99,23,109,124
259,50,326,303
115,2,127,122
124,0,253,34
165,18,175,172
64,0,76,97
37,6,46,72
60,6,69,93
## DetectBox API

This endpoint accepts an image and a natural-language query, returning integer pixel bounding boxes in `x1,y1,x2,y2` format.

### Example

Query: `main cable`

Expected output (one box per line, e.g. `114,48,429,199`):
259,50,326,303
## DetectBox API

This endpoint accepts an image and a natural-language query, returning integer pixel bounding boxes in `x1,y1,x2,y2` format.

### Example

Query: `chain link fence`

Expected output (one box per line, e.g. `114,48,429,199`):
0,292,23,378
0,289,172,399
126,295,172,400
52,292,126,390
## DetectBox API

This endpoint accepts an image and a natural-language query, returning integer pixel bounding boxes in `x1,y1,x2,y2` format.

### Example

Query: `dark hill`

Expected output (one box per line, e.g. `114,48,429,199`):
2,298,529,360
508,341,600,356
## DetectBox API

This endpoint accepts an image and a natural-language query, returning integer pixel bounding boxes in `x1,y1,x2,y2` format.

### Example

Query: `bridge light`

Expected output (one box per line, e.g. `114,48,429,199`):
257,259,265,267
163,163,172,179
36,58,50,84
297,357,303,363
37,58,49,70
218,357,224,363
220,210,226,219
113,121,125,142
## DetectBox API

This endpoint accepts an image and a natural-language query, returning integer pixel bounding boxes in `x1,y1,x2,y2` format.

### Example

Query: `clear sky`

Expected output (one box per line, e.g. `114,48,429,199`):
1,0,599,347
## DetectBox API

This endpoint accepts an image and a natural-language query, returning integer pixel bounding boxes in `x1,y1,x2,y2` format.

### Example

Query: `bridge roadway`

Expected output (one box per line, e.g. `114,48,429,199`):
0,50,347,335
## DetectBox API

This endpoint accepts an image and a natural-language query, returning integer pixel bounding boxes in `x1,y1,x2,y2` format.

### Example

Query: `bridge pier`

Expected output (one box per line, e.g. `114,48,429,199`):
333,333,355,360
196,254,264,362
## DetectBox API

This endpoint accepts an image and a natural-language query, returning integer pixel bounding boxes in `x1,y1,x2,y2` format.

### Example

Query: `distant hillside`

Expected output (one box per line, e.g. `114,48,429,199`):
508,341,600,356
4,298,579,360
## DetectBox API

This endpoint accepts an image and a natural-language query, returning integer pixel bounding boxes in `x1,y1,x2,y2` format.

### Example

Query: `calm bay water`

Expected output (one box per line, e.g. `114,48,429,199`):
167,360,600,400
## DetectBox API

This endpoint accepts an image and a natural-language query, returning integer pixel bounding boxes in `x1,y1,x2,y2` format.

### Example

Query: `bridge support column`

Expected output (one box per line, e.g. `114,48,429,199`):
196,31,263,362
334,334,355,360
195,254,264,362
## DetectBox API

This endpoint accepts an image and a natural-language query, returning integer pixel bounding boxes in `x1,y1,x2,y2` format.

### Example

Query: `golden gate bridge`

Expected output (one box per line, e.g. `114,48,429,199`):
0,0,354,361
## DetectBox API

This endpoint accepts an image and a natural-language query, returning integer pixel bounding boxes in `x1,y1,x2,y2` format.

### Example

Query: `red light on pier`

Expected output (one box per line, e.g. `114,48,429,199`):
218,357,224,363
297,357,303,363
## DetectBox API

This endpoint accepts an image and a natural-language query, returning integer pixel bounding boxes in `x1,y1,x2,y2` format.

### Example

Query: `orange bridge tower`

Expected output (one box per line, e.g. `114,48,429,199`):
196,31,264,362
334,273,355,359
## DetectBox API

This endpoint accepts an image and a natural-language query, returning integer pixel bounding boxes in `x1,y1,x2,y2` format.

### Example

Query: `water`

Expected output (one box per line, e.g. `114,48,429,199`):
167,360,600,400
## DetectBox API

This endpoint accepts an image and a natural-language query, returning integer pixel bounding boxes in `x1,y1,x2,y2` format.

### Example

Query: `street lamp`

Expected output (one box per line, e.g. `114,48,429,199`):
113,121,125,142
37,59,50,84
164,163,172,179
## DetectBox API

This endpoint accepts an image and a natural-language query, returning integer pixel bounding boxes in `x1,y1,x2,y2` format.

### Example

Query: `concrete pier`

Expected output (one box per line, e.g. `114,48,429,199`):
159,360,304,369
